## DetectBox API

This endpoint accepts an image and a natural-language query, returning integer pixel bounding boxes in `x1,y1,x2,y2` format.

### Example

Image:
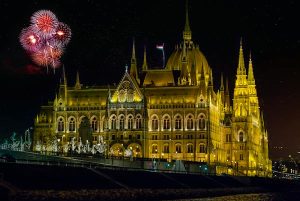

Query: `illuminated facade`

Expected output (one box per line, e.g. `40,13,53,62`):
33,5,272,177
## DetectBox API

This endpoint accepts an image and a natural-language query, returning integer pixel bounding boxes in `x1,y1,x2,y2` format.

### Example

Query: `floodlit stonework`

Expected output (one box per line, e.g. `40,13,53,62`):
33,4,272,177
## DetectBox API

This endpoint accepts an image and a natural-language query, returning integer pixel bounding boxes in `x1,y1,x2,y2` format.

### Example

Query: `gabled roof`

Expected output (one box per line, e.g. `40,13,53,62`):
111,70,143,103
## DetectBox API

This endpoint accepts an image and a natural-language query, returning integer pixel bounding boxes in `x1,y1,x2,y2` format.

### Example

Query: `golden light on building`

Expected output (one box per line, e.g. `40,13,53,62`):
33,3,272,177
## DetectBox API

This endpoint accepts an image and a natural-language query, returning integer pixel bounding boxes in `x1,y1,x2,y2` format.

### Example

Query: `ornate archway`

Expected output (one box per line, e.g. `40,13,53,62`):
109,143,124,157
127,143,142,158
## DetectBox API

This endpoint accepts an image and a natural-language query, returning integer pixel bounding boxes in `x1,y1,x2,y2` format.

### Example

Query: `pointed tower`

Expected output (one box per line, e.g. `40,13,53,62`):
232,39,254,175
208,69,213,91
247,52,259,117
142,46,148,71
183,0,192,42
197,63,207,104
225,77,231,113
179,0,191,84
58,65,68,105
75,71,81,90
220,73,224,104
233,39,248,118
130,38,140,84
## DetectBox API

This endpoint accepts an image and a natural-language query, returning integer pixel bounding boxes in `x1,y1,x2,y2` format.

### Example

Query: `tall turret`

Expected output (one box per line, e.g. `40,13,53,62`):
247,52,259,117
233,39,249,118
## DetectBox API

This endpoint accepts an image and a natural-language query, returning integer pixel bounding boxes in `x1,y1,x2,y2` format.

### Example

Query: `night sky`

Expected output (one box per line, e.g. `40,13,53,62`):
0,0,299,159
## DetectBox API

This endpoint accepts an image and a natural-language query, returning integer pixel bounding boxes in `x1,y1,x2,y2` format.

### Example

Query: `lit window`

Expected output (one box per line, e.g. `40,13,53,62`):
152,144,158,153
111,116,116,130
239,132,244,142
163,116,170,130
69,117,75,132
128,115,133,129
163,135,169,140
91,117,98,132
226,134,231,142
163,144,169,153
175,144,182,153
152,135,158,140
187,144,193,153
175,115,182,129
136,115,142,129
58,117,64,131
199,114,206,130
119,116,125,130
152,116,159,131
187,115,193,129
200,144,205,153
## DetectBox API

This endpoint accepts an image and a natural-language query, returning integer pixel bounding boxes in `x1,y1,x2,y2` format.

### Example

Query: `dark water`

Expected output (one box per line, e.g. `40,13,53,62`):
174,192,300,201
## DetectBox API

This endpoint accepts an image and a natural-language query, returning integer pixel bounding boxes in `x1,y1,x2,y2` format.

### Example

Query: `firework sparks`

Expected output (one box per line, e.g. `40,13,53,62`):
19,9,71,72
30,10,58,39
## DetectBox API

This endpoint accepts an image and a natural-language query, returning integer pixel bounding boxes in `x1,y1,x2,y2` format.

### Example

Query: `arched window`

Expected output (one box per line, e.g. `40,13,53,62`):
175,115,181,130
136,115,142,129
152,144,158,153
111,116,116,130
199,114,206,130
187,115,193,130
175,144,182,153
128,115,133,129
163,144,169,153
199,144,206,153
163,116,170,130
58,117,64,131
239,131,244,142
119,115,125,130
91,117,98,132
127,89,134,102
69,117,75,132
152,116,159,131
187,144,193,153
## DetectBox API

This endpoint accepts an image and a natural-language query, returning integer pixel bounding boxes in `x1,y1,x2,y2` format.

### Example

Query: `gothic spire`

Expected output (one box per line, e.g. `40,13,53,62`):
220,73,224,91
75,71,81,89
247,52,255,85
225,77,231,112
183,0,192,41
62,65,67,86
225,77,229,95
142,46,148,71
130,38,139,83
208,68,213,86
237,38,246,75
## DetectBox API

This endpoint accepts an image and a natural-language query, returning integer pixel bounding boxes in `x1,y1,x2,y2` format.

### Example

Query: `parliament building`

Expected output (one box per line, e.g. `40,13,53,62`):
33,5,272,176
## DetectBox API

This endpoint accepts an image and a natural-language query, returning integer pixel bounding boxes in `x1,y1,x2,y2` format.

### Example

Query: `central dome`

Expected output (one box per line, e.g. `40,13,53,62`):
164,2,211,86
166,41,211,85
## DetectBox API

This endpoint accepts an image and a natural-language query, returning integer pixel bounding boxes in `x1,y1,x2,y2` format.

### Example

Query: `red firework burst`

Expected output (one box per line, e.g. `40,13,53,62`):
46,44,63,60
19,26,43,52
20,9,71,71
31,51,51,66
53,22,71,45
31,10,58,38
